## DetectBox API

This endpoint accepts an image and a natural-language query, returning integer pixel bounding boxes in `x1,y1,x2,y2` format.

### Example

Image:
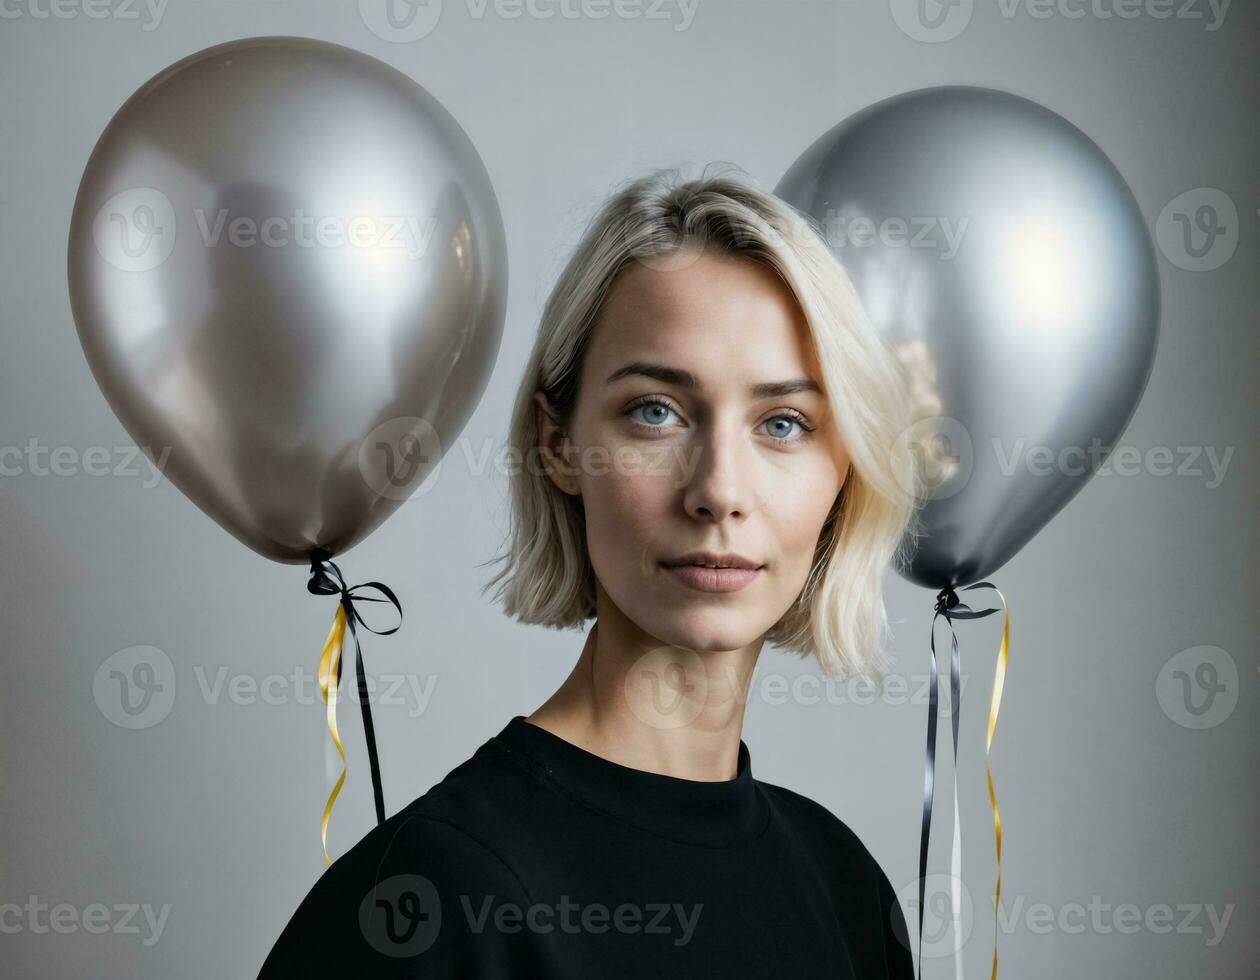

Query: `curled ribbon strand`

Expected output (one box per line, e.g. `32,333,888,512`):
308,548,403,867
316,604,348,868
917,582,1008,980
985,587,1009,980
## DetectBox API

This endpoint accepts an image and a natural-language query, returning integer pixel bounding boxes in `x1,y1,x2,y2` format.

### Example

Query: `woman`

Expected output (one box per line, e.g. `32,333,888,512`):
260,166,921,978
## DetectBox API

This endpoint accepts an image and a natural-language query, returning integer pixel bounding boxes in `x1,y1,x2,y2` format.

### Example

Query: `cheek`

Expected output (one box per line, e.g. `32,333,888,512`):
764,460,842,573
579,465,673,574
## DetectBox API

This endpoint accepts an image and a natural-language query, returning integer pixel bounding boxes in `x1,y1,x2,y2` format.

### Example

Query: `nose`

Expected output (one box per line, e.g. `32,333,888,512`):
679,419,753,524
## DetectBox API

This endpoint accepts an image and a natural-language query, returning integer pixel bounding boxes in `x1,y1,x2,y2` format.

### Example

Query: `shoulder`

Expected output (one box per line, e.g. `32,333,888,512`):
756,779,914,977
315,740,546,900
757,778,878,861
258,746,554,977
756,779,905,914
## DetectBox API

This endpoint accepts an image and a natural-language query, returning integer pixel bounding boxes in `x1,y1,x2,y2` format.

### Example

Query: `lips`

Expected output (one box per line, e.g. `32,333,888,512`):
661,552,763,571
660,563,761,594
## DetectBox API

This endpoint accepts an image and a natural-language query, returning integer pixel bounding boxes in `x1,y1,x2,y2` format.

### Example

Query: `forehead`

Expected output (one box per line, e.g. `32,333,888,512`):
585,251,819,385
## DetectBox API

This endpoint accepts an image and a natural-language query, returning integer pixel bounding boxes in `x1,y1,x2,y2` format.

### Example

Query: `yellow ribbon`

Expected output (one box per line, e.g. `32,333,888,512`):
316,603,349,868
986,587,1009,980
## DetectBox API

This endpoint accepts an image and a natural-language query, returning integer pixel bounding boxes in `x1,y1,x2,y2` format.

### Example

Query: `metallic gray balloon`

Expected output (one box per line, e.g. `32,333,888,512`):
68,36,507,564
777,86,1159,590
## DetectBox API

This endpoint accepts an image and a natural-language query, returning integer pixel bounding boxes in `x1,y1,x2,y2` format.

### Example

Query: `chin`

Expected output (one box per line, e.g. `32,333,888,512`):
641,609,767,655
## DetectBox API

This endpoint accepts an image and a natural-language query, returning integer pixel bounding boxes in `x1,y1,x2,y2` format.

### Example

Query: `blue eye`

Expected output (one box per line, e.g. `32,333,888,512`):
624,398,814,443
763,415,807,441
627,400,677,427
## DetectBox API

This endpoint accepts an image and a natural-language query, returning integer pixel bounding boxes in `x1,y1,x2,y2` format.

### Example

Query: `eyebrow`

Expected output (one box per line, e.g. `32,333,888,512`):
604,362,823,399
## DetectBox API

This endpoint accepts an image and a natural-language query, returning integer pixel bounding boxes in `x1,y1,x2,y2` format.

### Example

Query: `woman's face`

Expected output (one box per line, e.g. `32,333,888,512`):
536,248,850,654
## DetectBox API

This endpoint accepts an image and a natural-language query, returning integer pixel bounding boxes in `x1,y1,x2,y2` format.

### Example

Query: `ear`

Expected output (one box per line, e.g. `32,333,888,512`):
533,391,581,496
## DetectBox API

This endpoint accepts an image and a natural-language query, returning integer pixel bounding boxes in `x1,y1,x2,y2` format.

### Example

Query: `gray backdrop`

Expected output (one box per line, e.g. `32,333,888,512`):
1,1,1254,978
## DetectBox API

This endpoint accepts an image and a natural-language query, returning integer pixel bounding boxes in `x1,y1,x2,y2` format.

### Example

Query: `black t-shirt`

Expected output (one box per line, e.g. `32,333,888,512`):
259,715,915,978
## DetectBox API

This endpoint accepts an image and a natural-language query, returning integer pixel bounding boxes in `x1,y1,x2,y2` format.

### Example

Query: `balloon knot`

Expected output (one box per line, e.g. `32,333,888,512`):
307,548,346,599
934,587,960,615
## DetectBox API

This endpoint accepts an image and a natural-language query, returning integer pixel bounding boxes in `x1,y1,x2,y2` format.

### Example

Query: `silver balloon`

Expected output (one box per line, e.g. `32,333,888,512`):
777,86,1159,590
68,36,507,563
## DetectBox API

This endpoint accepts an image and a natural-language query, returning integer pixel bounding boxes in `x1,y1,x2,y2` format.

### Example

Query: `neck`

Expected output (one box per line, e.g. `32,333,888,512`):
526,582,764,783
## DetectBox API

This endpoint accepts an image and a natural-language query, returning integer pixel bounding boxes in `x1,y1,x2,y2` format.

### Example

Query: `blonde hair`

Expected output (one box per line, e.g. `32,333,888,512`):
480,164,923,680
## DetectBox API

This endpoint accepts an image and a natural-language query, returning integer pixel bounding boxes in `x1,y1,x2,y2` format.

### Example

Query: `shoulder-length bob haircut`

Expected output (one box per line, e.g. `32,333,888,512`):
480,164,924,681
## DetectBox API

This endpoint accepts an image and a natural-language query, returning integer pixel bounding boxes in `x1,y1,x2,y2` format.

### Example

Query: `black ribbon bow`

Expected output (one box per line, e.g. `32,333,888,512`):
307,548,403,827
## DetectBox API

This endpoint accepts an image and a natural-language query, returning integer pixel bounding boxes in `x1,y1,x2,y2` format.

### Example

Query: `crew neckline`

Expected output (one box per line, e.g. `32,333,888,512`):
490,715,770,848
